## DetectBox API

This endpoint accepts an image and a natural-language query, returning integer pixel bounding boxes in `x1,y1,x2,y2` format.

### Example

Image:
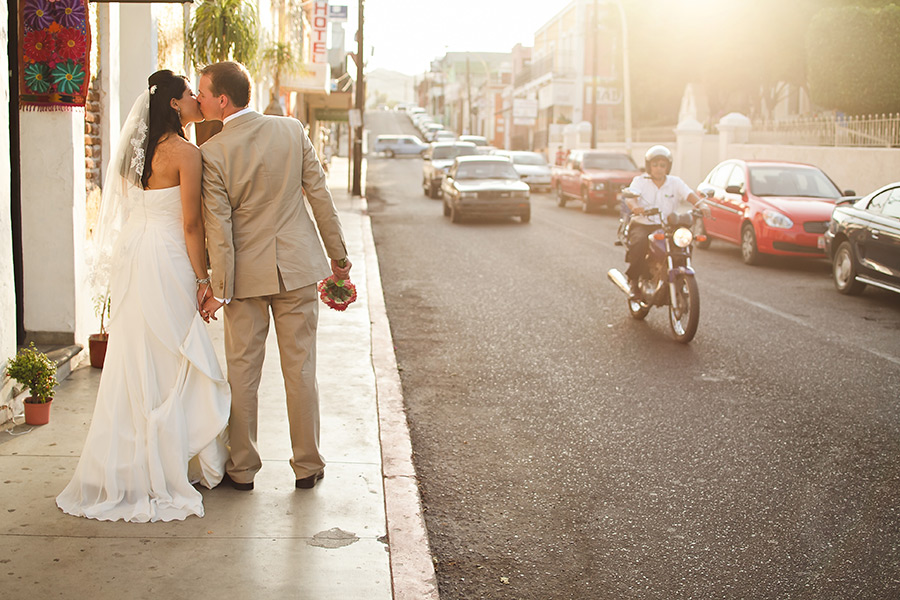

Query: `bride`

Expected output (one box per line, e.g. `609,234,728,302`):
56,70,231,522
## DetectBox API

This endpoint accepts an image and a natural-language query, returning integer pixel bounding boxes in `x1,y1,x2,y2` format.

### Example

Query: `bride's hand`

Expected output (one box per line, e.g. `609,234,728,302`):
201,296,224,321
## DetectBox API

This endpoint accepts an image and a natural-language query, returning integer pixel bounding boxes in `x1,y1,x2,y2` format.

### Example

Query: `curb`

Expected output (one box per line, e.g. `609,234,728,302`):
358,194,440,600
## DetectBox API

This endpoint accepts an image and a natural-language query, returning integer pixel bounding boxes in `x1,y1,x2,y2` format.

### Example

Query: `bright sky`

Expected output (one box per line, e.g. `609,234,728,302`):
341,0,567,76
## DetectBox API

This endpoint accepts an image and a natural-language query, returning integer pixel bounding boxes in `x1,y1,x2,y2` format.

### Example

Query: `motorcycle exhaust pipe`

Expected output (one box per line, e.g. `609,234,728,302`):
607,268,631,295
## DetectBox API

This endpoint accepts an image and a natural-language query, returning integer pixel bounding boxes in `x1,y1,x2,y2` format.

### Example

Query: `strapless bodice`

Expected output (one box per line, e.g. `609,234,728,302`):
130,186,182,225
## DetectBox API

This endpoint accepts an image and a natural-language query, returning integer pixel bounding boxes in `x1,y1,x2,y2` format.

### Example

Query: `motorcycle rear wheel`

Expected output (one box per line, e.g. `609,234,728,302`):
669,274,699,343
627,296,650,320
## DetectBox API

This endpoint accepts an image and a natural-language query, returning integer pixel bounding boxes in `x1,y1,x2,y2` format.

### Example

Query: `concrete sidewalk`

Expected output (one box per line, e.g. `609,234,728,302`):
0,156,438,600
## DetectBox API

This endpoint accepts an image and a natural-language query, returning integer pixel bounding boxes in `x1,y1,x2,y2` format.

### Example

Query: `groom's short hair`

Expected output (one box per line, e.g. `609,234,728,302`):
201,61,251,108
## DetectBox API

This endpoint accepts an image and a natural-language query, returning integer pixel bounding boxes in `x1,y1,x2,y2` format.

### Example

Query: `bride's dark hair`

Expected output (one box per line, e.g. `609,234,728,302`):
142,70,188,188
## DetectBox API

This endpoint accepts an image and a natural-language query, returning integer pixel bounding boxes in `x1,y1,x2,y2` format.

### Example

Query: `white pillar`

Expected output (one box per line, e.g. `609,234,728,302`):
119,4,157,126
716,112,752,163
0,2,15,364
19,111,87,345
98,2,121,183
674,117,706,187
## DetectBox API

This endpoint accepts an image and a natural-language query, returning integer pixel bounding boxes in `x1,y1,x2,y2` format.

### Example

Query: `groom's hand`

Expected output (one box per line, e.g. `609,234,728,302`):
197,284,213,322
331,257,352,281
202,297,224,321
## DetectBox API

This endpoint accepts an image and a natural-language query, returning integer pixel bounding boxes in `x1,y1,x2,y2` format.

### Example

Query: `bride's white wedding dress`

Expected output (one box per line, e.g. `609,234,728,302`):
57,186,231,523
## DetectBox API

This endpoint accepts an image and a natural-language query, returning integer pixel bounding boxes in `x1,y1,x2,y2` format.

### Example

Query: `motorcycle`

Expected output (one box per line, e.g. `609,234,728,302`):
608,186,714,343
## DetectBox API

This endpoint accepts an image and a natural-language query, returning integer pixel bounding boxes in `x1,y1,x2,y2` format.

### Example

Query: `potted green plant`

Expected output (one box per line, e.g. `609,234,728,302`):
188,0,260,144
89,293,110,368
6,343,59,425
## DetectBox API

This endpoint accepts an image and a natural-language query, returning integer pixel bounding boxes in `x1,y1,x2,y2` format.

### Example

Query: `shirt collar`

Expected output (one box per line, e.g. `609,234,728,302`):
224,107,254,124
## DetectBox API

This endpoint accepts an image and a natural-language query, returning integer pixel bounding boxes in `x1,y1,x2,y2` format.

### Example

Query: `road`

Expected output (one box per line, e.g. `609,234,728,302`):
363,109,900,599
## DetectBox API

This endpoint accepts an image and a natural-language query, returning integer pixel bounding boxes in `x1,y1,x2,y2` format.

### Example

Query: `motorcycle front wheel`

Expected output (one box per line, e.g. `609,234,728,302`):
668,274,700,343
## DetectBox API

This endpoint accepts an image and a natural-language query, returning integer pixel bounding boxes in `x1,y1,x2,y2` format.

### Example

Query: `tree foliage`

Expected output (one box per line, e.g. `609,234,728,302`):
807,4,900,115
617,0,900,126
188,0,260,68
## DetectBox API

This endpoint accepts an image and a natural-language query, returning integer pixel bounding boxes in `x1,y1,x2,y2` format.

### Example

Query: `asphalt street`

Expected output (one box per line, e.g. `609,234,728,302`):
365,109,900,599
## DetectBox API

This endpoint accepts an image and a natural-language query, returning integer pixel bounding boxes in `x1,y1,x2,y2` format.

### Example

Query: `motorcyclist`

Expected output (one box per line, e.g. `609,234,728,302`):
624,145,709,298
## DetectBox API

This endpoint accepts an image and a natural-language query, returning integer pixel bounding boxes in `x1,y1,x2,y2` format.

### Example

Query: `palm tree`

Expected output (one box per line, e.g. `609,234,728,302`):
259,39,307,115
188,0,259,67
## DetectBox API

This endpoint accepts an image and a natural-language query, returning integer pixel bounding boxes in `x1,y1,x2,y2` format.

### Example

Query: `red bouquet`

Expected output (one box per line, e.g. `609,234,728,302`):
317,260,357,311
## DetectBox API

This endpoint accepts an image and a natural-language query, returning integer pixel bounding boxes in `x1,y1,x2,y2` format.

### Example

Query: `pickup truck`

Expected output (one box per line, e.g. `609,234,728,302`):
552,150,642,213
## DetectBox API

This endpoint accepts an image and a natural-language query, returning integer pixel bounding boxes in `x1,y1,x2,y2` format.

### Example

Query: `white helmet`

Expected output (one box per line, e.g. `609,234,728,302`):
644,145,673,174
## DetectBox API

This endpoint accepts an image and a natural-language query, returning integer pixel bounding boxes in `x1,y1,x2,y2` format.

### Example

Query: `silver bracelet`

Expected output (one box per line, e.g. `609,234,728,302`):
196,276,211,285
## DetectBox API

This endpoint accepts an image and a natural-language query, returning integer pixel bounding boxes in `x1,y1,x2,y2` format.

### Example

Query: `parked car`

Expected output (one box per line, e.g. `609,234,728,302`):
422,122,446,142
553,150,641,212
824,182,900,295
434,130,457,142
698,159,855,265
421,141,479,198
373,134,429,158
495,150,553,192
441,155,531,224
458,135,488,147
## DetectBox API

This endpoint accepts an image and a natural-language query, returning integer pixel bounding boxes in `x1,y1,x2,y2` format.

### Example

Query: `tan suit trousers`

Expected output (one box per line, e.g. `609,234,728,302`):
223,276,323,483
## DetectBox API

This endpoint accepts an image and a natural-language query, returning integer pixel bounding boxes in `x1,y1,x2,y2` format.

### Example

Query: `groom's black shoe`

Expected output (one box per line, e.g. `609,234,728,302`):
221,473,254,491
296,471,324,489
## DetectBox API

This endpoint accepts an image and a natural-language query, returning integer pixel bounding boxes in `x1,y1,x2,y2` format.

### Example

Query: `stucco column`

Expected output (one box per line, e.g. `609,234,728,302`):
119,4,157,124
19,111,87,345
98,3,121,183
0,2,15,366
674,117,706,187
716,112,751,163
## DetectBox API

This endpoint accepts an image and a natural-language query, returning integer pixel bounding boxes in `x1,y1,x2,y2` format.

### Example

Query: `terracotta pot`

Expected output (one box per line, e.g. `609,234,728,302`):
89,333,108,369
24,398,52,425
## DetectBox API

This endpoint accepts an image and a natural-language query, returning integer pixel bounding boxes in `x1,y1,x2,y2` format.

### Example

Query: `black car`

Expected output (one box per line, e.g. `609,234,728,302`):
824,182,900,295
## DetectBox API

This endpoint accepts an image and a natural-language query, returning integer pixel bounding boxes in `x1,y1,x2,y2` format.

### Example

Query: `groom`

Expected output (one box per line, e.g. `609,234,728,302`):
197,61,350,491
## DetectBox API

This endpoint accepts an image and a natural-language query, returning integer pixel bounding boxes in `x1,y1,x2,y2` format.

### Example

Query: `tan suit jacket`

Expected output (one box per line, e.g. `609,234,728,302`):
201,111,346,300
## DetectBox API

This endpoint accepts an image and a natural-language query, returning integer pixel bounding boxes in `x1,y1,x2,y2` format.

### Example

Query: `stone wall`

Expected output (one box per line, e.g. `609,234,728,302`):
85,81,102,193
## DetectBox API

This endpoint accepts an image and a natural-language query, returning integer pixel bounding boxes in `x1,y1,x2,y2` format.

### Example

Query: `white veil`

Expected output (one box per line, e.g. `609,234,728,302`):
91,89,152,294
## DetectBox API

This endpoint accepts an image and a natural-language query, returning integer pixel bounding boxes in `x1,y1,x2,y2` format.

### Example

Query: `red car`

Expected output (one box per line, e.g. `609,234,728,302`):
697,159,855,264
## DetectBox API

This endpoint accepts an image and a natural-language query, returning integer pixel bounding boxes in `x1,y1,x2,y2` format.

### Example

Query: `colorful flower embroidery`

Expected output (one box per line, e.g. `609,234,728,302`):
55,28,86,60
23,30,55,63
51,0,86,28
24,0,55,30
51,60,85,95
24,63,52,94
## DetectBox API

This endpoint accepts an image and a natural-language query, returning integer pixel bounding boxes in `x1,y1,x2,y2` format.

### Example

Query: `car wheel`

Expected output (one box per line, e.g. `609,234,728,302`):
833,241,866,295
556,185,567,208
429,182,441,199
385,149,395,158
581,187,593,213
443,200,450,217
520,208,531,224
693,218,711,249
450,204,462,223
741,223,761,265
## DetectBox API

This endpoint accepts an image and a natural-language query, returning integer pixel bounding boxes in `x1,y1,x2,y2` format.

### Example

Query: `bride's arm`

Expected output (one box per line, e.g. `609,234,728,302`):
179,143,209,285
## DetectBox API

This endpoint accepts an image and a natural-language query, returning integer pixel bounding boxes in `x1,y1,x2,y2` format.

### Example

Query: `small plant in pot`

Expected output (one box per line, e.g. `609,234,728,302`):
89,293,110,368
6,343,59,425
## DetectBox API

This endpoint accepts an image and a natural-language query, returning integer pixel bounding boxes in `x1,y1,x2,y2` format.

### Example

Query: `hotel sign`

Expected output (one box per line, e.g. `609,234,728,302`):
312,1,329,64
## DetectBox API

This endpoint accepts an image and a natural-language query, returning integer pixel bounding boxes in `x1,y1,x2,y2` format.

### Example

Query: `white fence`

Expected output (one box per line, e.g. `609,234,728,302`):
749,113,900,148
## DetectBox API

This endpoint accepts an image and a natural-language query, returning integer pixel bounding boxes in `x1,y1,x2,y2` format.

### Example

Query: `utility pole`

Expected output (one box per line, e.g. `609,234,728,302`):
466,56,473,135
351,0,364,196
590,0,598,149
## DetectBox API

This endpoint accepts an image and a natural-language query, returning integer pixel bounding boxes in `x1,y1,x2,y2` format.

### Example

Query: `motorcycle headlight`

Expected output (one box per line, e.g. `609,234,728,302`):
763,209,793,229
673,227,693,248
592,182,606,190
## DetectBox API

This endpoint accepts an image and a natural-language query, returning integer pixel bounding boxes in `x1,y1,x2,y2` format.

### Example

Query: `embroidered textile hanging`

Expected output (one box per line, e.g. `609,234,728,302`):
19,0,92,111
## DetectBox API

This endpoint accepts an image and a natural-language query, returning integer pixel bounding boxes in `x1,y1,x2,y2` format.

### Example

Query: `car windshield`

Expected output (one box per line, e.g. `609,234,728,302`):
455,162,520,180
749,166,841,199
512,153,549,166
582,155,637,170
432,146,478,160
